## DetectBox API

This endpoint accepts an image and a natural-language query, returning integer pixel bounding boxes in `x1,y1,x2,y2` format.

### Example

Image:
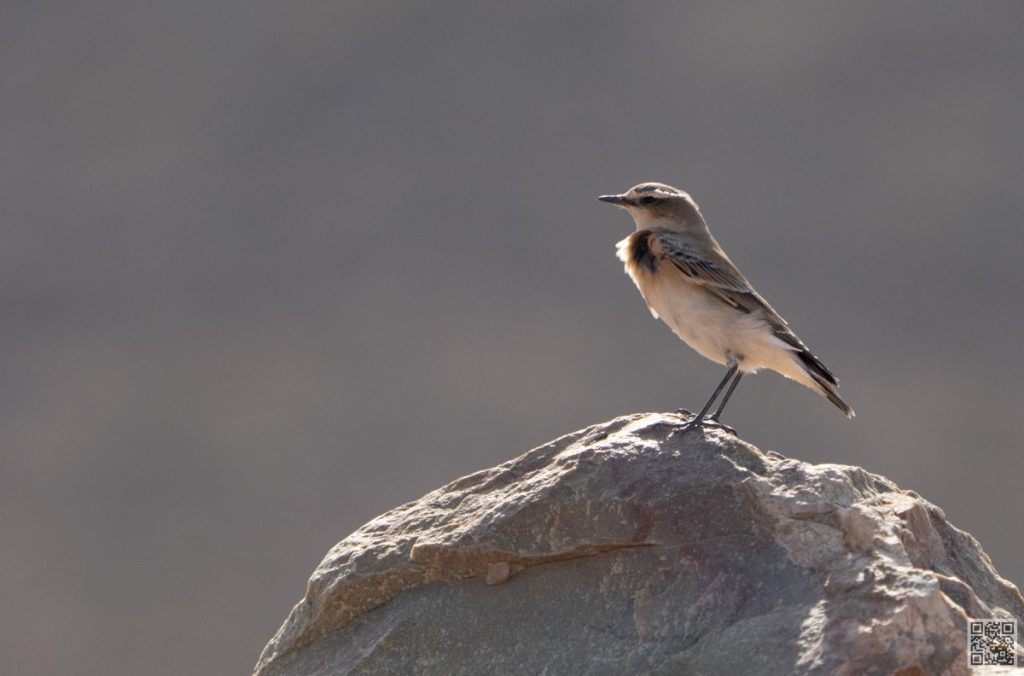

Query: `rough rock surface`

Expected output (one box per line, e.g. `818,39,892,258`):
255,413,1024,675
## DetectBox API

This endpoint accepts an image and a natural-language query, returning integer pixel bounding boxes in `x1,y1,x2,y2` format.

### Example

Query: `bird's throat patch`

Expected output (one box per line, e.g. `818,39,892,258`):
629,230,660,274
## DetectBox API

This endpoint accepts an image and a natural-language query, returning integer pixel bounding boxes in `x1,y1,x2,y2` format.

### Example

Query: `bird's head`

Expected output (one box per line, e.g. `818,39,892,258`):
598,182,705,231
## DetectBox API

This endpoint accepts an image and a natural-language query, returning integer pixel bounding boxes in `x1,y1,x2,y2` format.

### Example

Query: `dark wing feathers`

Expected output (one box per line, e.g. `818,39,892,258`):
654,230,832,377
655,233,750,297
652,229,850,415
655,229,781,319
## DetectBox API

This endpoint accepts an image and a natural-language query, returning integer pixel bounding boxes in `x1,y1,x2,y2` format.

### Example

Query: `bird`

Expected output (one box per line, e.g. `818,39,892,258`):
598,181,853,431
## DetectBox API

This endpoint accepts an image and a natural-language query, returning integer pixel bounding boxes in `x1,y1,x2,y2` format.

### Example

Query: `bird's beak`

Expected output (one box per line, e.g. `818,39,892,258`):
598,194,631,206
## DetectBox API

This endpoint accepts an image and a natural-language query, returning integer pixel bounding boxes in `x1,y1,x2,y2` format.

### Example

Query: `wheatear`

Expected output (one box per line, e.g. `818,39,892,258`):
599,182,854,430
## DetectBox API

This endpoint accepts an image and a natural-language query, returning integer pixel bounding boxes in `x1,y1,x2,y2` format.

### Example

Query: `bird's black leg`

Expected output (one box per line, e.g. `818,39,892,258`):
709,371,743,421
681,362,738,430
706,371,743,435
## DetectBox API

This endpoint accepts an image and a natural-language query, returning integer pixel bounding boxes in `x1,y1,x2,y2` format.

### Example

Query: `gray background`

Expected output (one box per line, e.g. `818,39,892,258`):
3,3,1022,675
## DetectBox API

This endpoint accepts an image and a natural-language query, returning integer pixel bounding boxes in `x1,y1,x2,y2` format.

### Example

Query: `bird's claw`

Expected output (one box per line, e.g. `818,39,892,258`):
705,418,738,436
677,416,737,436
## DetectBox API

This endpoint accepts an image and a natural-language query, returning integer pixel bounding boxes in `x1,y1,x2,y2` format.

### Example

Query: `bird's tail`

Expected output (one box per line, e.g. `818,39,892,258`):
795,350,855,418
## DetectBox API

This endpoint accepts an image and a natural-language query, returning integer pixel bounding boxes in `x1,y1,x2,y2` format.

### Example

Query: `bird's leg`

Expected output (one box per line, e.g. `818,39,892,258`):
709,371,743,421
681,361,738,430
705,371,743,435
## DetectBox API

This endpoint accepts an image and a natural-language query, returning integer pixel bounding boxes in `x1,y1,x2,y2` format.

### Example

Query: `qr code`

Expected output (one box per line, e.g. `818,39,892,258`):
968,619,1017,667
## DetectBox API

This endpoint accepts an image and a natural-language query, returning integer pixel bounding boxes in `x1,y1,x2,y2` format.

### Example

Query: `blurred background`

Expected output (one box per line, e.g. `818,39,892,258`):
3,2,1023,674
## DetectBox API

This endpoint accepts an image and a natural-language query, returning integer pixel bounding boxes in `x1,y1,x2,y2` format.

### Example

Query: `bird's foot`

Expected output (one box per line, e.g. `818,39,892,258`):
673,410,737,436
703,417,738,436
675,415,713,435
674,409,710,435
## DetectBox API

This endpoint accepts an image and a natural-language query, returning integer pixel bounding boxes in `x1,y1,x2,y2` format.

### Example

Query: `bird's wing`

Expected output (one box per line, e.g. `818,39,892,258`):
655,228,844,395
653,229,807,353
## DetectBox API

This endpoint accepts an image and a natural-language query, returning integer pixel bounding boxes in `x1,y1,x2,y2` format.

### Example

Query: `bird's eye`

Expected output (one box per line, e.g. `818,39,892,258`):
639,195,658,205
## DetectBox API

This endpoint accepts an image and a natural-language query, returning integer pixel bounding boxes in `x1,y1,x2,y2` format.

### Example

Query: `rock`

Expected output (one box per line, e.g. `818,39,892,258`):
254,413,1024,675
